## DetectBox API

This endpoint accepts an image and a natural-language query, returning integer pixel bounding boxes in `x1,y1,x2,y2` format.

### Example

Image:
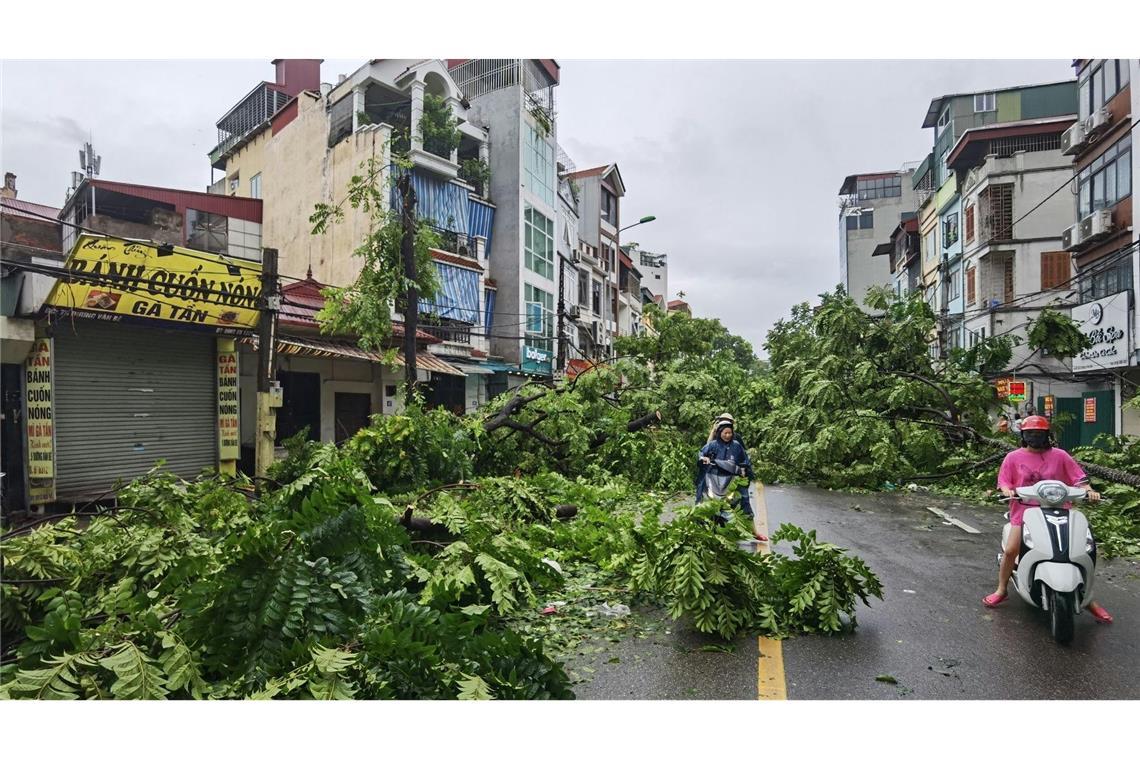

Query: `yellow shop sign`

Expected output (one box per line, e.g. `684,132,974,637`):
46,235,262,332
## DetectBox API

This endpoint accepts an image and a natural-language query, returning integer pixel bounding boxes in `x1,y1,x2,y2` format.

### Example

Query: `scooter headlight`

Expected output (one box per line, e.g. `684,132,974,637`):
1039,483,1068,505
1022,524,1035,550
1086,528,1095,554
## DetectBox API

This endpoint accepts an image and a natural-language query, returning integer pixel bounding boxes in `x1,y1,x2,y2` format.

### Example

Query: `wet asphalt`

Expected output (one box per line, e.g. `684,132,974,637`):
573,485,1140,700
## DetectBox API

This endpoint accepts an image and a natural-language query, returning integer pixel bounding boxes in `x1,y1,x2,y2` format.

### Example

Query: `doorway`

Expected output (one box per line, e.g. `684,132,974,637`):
276,371,321,443
1,363,26,516
334,392,372,443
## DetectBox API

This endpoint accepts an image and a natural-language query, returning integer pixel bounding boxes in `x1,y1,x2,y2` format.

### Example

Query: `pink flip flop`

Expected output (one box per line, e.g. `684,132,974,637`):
1089,606,1114,624
982,593,1008,608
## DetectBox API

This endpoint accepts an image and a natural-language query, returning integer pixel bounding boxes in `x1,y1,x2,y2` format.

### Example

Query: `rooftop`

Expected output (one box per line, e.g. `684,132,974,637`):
921,79,1076,128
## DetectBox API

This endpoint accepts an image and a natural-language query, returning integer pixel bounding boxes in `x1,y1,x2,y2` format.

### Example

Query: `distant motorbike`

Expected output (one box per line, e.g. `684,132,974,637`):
702,457,755,531
998,480,1099,644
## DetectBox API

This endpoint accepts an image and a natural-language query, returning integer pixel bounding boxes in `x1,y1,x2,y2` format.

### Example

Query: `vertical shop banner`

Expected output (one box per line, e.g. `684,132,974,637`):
1084,396,1097,423
25,338,54,480
217,344,240,461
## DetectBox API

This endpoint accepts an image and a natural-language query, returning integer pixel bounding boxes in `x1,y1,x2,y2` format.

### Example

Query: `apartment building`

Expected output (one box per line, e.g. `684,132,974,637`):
1061,59,1137,437
207,59,493,428
837,167,918,309
448,59,562,380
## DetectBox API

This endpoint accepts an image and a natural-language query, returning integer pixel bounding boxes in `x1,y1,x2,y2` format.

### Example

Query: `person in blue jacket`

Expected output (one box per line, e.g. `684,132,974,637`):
695,413,745,503
697,420,754,515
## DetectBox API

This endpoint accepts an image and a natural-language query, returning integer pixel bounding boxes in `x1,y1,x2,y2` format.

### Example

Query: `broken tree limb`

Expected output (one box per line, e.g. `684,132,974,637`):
590,410,662,448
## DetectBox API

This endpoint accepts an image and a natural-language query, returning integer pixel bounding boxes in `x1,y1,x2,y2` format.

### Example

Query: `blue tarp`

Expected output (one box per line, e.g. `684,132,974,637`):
420,261,480,323
484,287,496,331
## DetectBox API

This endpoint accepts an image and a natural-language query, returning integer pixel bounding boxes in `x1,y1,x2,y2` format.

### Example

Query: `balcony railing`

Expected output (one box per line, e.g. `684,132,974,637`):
210,83,293,168
419,323,473,344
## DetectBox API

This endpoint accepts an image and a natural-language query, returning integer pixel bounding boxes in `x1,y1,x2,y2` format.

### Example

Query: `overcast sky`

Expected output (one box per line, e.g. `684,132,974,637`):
1,59,1073,354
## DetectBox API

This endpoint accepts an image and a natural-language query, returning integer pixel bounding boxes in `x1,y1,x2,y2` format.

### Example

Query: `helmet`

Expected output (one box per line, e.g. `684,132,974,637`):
715,412,735,423
1021,415,1050,431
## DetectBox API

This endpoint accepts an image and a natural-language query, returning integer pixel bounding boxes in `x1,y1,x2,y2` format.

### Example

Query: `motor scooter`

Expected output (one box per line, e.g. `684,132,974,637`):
998,480,1099,644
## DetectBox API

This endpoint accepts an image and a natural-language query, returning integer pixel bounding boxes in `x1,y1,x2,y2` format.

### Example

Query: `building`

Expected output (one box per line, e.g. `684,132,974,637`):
837,166,919,308
920,79,1078,353
561,163,626,359
208,59,496,419
1060,59,1136,439
555,154,582,365
628,243,668,305
6,177,265,509
448,59,563,380
1,174,63,515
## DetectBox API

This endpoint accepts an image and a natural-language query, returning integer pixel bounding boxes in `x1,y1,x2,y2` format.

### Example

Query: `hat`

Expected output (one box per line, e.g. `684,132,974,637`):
715,412,735,423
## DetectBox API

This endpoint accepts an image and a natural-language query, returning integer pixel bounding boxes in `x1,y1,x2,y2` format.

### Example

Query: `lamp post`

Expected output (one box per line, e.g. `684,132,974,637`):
619,215,657,234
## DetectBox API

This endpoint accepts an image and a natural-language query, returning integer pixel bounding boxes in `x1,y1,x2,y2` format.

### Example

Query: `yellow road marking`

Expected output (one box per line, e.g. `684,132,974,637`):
753,482,787,700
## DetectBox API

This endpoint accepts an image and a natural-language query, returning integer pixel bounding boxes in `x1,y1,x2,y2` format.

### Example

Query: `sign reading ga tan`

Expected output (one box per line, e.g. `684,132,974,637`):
47,234,263,330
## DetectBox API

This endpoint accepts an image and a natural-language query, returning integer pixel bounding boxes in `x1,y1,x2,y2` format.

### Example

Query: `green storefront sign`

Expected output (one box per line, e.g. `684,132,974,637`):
522,343,552,375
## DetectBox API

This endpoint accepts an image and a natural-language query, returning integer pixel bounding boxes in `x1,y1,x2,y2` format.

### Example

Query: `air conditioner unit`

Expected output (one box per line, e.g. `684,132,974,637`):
567,305,580,320
1061,121,1087,155
571,251,582,264
1085,107,1111,135
1079,208,1114,242
1062,222,1083,250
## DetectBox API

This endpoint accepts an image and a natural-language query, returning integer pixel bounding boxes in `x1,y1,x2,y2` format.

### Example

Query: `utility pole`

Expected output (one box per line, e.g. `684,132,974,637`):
556,253,567,374
398,172,419,405
255,247,280,479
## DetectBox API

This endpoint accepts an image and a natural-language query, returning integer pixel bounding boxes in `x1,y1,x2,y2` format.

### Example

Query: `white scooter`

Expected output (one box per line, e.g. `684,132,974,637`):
999,480,1099,644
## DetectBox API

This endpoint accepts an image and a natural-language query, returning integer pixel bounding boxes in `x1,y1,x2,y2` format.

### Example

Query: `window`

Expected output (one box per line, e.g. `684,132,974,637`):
923,230,937,262
855,176,901,200
578,271,589,307
186,209,228,255
846,214,858,231
980,184,1013,242
1080,255,1134,302
942,212,959,247
249,173,262,199
1077,135,1132,218
601,188,619,228
859,210,874,230
937,108,951,129
1041,251,1071,290
948,268,961,300
524,283,554,351
966,267,976,305
524,124,555,207
974,92,996,113
591,279,602,315
524,205,554,279
1080,60,1130,118
965,204,975,244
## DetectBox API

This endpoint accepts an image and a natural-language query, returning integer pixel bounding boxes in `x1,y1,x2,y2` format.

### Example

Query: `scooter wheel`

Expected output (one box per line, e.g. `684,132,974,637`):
1049,589,1075,645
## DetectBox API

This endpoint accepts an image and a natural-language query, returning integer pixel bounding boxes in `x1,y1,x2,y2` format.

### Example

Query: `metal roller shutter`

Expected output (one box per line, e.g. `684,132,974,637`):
54,322,216,500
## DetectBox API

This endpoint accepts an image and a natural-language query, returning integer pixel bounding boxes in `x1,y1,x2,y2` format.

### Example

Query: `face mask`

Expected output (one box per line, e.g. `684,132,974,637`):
1023,431,1051,449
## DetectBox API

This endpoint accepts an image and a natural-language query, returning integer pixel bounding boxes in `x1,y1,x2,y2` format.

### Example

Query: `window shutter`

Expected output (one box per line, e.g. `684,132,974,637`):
966,268,976,305
1041,251,1069,290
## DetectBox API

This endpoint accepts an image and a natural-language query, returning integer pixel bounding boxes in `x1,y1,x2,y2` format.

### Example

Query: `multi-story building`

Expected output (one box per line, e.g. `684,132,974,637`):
1061,59,1136,438
626,242,668,305
617,248,643,337
1,173,62,515
208,59,494,421
837,166,918,308
555,158,582,365
562,163,626,359
448,59,562,381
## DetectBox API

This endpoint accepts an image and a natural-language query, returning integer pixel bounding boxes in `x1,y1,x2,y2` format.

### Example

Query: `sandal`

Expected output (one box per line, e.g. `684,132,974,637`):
982,592,1008,608
754,532,768,542
1089,605,1113,624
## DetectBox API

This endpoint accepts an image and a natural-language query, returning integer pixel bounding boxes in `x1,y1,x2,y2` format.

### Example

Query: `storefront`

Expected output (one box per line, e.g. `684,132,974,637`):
26,233,260,506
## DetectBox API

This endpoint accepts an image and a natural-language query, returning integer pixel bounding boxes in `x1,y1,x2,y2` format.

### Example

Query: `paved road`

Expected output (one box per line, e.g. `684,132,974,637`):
768,485,1140,700
575,485,1140,700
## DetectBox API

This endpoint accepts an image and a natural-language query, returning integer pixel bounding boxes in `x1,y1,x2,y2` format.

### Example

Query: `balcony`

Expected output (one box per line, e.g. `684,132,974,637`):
420,322,472,344
210,83,293,169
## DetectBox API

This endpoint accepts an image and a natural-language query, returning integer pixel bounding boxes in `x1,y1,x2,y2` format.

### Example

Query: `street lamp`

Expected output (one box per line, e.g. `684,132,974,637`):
619,215,657,233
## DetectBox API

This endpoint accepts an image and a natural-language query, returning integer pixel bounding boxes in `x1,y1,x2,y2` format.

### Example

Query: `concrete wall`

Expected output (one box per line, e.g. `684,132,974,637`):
468,87,524,365
221,129,270,199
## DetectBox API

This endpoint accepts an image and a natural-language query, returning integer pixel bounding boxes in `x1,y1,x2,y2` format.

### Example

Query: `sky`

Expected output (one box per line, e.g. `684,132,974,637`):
1,58,1074,355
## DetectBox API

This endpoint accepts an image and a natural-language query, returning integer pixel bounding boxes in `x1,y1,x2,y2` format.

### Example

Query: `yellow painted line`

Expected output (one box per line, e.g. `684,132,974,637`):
753,482,788,700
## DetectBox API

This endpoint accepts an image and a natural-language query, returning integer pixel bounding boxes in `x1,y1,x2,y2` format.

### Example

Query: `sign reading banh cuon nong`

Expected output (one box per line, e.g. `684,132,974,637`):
1071,292,1131,373
25,338,54,478
217,345,240,461
45,234,262,334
